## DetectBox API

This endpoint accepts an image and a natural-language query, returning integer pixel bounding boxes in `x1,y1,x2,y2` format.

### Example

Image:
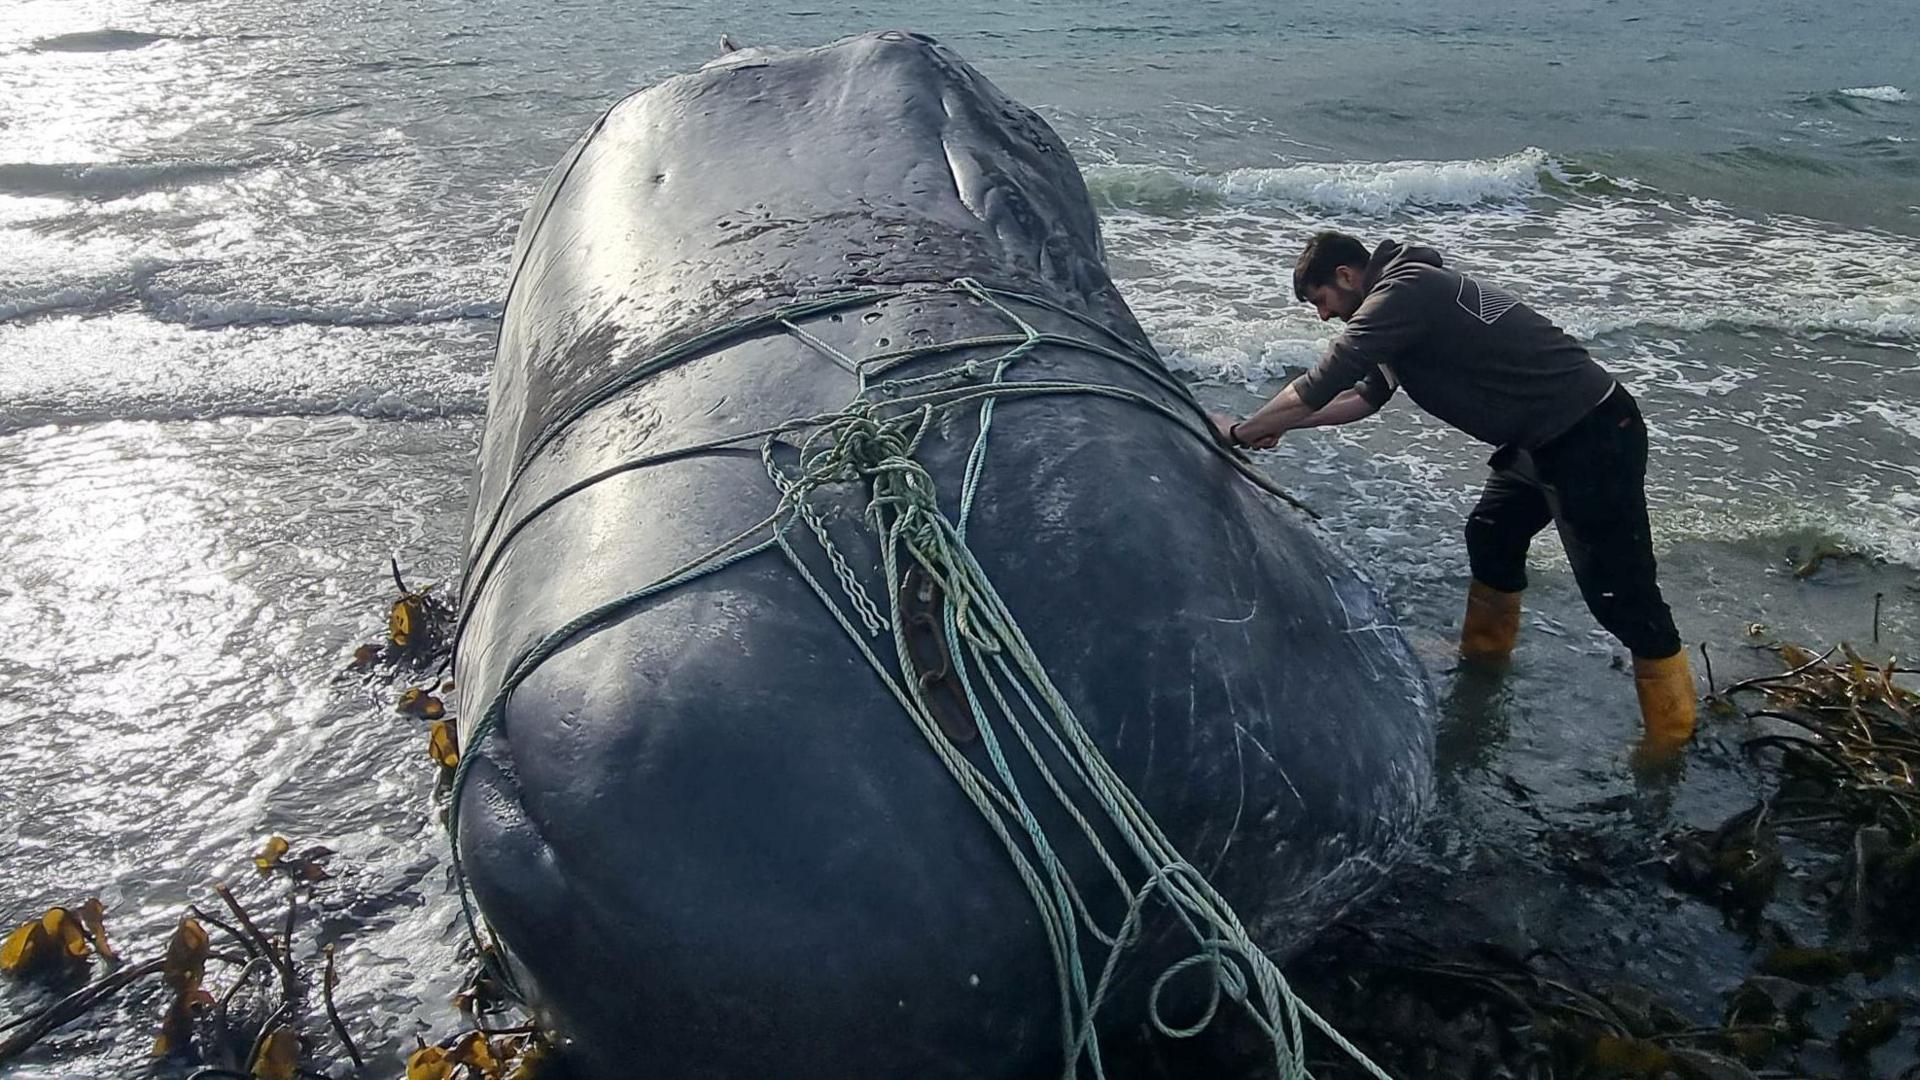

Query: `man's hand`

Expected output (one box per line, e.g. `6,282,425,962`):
1239,424,1281,450
1208,411,1240,447
1207,412,1281,451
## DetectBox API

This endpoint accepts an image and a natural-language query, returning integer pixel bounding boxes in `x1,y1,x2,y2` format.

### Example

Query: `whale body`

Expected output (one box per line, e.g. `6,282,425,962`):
453,31,1433,1079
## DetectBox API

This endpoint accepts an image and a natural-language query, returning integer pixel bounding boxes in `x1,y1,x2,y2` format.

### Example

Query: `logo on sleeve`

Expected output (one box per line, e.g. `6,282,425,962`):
1455,275,1520,325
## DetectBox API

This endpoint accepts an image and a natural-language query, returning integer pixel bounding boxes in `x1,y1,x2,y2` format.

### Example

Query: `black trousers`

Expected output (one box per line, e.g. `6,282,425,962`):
1464,385,1682,659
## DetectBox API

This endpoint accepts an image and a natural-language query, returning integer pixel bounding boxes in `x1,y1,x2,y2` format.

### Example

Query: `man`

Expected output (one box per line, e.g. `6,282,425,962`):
1214,231,1695,765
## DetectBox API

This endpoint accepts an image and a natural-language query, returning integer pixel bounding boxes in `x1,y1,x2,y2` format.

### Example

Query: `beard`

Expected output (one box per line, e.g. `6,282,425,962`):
1330,283,1365,319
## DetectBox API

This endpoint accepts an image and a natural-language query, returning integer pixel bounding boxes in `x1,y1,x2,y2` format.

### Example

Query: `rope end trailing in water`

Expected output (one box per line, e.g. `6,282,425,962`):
445,279,1371,1077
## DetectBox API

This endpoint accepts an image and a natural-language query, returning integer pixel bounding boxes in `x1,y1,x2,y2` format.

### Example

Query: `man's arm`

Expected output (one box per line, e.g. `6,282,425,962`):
1217,385,1383,448
1293,387,1387,429
1292,279,1424,410
1217,277,1422,447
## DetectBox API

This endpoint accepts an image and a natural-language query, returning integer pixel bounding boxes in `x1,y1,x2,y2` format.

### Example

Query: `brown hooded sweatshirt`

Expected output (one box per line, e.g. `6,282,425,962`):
1290,240,1617,450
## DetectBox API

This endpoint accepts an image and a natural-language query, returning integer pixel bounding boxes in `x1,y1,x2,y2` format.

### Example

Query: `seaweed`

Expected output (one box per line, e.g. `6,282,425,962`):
1,839,349,1075
0,837,552,1079
349,559,463,780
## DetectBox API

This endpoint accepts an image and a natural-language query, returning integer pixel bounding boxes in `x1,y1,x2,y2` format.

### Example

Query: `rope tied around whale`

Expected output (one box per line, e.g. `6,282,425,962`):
447,279,1387,1080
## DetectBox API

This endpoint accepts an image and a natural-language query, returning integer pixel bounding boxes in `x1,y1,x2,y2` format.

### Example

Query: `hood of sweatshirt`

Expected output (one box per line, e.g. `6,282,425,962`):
1362,240,1443,292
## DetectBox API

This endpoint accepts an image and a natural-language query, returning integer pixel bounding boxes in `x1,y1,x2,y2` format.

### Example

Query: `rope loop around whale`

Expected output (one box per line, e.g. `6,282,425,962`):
445,278,1388,1080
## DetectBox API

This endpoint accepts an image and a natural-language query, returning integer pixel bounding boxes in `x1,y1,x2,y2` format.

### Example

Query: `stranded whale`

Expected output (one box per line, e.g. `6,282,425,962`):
452,31,1432,1079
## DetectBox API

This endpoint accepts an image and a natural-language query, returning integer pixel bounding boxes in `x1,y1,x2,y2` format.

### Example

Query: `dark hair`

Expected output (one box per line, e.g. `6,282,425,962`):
1293,231,1371,301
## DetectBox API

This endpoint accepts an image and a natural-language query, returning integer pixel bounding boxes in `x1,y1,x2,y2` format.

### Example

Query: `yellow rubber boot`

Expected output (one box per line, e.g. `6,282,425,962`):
1631,650,1698,767
1459,579,1522,664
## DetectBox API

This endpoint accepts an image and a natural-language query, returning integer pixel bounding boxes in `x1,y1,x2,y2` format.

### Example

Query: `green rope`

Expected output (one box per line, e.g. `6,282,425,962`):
446,280,1382,1079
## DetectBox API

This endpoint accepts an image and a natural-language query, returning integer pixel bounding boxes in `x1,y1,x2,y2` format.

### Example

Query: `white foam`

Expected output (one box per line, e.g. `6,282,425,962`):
1111,177,1920,573
1839,86,1910,103
1099,176,1920,392
0,229,505,328
1153,323,1328,389
0,314,489,432
0,159,247,200
0,266,503,327
1866,401,1920,442
145,292,505,328
0,142,519,329
1559,294,1920,342
0,240,177,320
1084,149,1555,215
1,277,136,321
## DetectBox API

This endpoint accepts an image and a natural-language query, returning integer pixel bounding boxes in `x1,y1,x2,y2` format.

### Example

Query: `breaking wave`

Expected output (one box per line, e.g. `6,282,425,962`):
0,160,253,201
0,315,489,433
1,260,502,327
1082,149,1570,215
1838,86,1910,103
28,29,177,52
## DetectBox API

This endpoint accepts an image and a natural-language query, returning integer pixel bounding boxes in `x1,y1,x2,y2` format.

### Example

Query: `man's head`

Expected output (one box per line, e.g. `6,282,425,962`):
1293,231,1372,322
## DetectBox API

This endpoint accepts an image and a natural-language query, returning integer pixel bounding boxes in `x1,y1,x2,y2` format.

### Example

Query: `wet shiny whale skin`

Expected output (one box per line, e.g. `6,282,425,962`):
455,31,1433,1079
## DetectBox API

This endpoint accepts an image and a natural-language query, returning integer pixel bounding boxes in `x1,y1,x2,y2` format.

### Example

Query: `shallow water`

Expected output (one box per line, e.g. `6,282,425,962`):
2,0,1917,1075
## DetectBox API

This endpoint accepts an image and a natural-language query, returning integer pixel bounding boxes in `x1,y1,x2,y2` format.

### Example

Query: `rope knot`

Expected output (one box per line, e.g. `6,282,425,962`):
818,405,914,477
